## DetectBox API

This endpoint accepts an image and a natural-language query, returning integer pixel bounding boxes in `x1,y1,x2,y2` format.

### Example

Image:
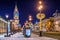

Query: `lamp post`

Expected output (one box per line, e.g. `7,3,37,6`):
36,1,45,36
5,14,10,37
39,1,43,37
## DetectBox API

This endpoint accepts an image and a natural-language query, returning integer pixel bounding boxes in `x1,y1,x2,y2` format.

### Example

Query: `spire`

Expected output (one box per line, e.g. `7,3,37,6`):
14,2,19,20
14,2,18,12
14,2,19,24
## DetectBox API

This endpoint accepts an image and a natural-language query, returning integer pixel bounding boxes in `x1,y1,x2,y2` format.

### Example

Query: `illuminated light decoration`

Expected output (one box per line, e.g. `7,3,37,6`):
36,13,45,19
14,20,19,24
55,21,59,25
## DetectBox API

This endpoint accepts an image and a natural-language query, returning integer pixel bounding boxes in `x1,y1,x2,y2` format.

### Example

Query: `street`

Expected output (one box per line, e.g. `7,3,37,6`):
0,0,60,40
0,32,58,40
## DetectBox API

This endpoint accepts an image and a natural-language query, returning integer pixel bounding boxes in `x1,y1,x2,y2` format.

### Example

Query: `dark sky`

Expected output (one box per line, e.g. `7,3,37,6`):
0,0,60,25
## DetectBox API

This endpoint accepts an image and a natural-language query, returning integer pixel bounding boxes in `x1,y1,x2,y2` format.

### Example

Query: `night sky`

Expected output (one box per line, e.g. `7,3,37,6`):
0,0,60,25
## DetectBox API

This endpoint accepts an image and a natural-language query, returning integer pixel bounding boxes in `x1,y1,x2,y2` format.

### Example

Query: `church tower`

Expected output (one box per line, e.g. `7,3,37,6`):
14,3,19,24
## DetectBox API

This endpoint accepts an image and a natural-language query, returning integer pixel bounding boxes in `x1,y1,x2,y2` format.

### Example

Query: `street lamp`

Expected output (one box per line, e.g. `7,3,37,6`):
38,5,43,10
39,1,42,4
38,5,43,13
39,1,43,37
36,1,45,37
5,14,10,37
6,15,9,18
29,15,32,22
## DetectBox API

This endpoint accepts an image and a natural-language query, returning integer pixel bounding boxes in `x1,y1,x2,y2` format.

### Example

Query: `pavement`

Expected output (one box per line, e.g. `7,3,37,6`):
0,32,58,40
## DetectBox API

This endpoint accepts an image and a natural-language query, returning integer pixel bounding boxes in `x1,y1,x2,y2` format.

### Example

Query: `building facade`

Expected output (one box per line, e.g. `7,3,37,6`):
0,17,7,33
10,3,20,32
53,10,60,31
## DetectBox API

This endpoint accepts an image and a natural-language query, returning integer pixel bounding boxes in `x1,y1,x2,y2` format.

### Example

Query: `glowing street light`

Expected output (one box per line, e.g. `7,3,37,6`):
38,1,43,13
38,5,43,10
39,1,42,4
55,21,58,24
6,15,9,19
29,15,32,21
5,14,10,37
36,1,45,37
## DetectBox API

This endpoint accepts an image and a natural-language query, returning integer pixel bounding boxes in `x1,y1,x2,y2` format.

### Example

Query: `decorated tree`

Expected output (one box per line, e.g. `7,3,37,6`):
46,17,54,31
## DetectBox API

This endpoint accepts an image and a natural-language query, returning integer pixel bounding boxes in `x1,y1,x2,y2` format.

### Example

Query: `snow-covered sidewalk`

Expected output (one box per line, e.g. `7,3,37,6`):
0,32,58,40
